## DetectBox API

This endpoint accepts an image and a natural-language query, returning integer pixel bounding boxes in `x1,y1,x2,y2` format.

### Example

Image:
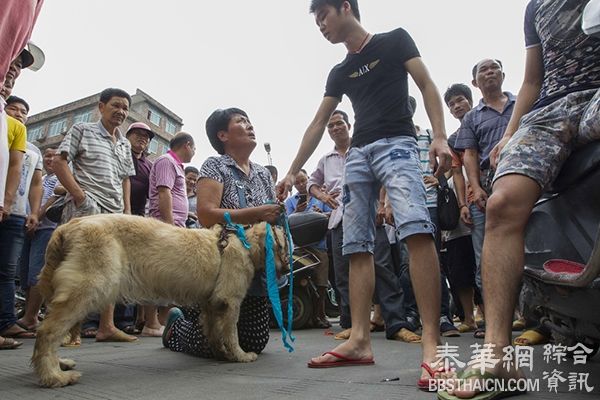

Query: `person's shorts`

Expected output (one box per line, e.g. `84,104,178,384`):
342,136,434,256
61,193,107,224
495,88,600,189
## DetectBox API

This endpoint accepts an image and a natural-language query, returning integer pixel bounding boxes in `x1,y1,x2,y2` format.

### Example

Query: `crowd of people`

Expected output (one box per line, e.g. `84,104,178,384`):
1,0,599,398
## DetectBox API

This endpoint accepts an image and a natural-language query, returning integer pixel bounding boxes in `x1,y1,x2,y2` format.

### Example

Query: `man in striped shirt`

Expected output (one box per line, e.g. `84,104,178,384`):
53,87,137,343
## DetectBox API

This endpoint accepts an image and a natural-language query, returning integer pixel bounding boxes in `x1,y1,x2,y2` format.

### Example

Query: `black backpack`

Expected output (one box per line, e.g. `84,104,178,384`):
436,174,460,231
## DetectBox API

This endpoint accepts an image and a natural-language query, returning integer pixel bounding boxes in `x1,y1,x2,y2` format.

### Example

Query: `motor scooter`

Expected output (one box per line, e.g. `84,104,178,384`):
270,212,339,329
522,141,600,358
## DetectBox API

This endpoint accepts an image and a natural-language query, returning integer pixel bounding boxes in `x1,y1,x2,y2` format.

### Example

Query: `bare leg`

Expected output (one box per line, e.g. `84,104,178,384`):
452,175,540,398
457,287,475,326
158,306,170,326
371,304,384,326
96,304,136,341
405,233,441,380
142,306,162,335
310,252,375,363
18,287,44,329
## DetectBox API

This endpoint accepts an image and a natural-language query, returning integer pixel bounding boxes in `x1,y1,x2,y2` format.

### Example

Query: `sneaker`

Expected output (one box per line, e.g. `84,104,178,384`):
162,307,183,348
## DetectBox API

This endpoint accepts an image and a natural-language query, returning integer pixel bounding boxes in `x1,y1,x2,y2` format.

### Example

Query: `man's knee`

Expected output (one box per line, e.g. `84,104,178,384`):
486,190,530,232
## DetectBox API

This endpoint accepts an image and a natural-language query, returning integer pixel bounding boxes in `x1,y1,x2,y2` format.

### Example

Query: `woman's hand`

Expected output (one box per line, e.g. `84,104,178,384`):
256,204,283,224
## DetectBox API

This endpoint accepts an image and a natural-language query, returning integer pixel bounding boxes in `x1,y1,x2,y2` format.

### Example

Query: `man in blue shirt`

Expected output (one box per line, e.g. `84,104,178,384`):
455,59,516,294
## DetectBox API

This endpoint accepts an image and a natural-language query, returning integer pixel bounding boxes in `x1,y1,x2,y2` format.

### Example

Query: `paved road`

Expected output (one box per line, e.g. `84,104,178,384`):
1,327,598,399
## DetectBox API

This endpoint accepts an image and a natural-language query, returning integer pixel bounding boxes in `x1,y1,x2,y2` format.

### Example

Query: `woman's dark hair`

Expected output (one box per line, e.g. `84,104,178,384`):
99,88,131,106
310,0,360,21
443,83,473,106
205,108,249,155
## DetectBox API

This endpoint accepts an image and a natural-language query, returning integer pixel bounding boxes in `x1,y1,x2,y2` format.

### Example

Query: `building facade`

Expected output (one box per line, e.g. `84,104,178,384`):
26,88,183,159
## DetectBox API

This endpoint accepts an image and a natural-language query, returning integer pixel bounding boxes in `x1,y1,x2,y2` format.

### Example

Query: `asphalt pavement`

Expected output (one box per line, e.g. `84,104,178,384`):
1,325,598,400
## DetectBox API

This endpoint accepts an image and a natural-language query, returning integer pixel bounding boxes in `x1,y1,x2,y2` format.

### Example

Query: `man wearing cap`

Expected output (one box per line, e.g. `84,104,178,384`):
0,44,44,223
125,122,161,336
1,37,44,224
127,122,155,217
0,44,45,346
53,87,137,343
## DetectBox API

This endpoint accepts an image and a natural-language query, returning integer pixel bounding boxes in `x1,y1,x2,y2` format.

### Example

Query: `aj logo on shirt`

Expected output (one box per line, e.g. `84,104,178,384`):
349,59,380,78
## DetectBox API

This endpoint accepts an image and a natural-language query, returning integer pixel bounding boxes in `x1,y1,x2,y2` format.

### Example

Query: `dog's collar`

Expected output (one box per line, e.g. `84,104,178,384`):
217,213,252,255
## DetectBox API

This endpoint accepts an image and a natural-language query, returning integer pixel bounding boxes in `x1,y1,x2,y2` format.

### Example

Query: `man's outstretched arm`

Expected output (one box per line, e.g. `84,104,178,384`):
276,96,339,200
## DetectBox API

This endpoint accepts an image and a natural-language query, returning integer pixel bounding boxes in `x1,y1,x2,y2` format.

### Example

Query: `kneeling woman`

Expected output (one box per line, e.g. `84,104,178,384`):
163,108,283,357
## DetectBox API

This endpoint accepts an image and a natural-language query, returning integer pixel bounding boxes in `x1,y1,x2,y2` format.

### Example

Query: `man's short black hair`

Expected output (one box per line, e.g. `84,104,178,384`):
169,132,194,150
331,109,350,125
471,59,503,79
184,166,199,175
310,0,360,21
444,83,473,106
6,95,30,112
205,108,249,155
99,88,131,106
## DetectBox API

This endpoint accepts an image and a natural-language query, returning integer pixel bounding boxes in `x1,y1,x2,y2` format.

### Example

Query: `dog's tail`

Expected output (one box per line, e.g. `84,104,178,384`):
37,224,69,301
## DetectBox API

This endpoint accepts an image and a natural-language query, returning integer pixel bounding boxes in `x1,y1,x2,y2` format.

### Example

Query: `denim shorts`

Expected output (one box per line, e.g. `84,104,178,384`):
341,136,434,256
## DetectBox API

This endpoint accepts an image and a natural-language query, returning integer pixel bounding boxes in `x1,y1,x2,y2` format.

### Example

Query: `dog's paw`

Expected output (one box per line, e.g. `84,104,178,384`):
234,351,258,363
59,358,76,371
40,370,82,388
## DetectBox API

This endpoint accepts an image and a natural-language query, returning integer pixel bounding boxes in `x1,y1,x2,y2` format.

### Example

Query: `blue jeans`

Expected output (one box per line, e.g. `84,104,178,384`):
342,136,434,255
468,203,486,294
0,215,26,332
331,224,415,334
20,228,54,290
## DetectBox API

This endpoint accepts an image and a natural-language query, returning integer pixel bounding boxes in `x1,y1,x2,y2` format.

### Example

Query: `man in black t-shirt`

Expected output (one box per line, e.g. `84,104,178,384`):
276,0,451,386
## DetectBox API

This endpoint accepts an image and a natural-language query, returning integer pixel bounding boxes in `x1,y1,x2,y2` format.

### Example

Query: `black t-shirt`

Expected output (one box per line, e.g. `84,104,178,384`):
325,28,420,148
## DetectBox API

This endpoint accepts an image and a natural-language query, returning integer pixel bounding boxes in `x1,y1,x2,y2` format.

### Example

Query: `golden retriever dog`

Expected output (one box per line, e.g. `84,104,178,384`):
32,213,289,388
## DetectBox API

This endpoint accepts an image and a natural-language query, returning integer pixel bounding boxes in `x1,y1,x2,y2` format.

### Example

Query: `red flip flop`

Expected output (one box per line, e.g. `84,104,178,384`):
417,362,449,391
307,351,375,368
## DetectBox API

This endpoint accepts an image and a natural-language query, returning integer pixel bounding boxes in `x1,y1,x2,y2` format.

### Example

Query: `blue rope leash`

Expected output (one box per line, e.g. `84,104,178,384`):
281,214,295,341
265,222,295,352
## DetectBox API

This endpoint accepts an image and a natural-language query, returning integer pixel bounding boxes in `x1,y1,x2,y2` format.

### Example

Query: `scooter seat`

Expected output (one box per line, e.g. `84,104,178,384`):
549,141,600,193
525,225,600,287
544,259,585,275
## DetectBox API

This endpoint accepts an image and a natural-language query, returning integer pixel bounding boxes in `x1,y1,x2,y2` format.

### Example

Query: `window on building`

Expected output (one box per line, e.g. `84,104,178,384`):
148,139,158,154
165,120,176,134
73,110,93,125
48,118,68,137
162,138,170,154
147,107,161,126
27,125,45,141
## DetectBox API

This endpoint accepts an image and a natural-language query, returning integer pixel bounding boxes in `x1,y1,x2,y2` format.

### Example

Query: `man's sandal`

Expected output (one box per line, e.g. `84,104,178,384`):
390,328,421,343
